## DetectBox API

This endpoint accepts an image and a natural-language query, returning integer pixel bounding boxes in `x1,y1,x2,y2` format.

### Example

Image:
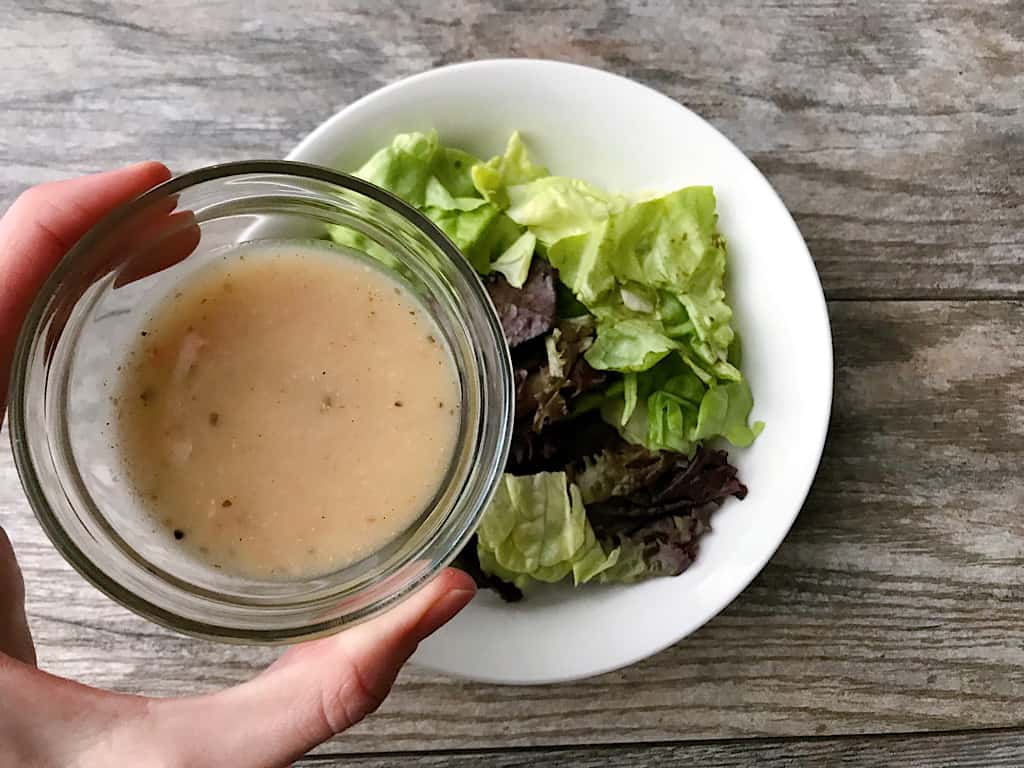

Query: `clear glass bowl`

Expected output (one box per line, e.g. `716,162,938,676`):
8,161,513,642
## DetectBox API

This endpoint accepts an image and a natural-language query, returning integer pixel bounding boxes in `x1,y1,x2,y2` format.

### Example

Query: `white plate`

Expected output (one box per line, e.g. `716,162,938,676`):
288,59,833,684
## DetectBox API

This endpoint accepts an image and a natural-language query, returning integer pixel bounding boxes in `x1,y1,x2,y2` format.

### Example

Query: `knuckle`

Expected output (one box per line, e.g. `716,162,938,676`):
13,182,55,210
318,653,389,734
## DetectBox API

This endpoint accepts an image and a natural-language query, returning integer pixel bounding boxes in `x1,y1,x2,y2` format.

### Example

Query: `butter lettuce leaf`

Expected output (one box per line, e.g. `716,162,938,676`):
472,131,549,209
694,380,765,448
505,178,627,244
328,130,536,277
584,318,678,372
490,231,536,288
600,353,761,452
546,186,735,372
476,473,618,586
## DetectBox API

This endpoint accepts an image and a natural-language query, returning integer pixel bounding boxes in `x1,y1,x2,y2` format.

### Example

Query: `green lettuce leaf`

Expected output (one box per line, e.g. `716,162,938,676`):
694,380,765,448
505,178,627,244
525,180,760,450
490,231,536,288
334,130,760,467
471,132,549,209
599,353,760,452
545,186,736,375
472,132,624,246
572,523,621,583
476,472,618,586
584,318,678,372
328,130,534,277
477,472,586,577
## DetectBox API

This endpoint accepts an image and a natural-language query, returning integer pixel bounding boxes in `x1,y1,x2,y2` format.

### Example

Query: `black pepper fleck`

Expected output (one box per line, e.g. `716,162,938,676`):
394,400,403,407
209,412,220,426
140,331,148,337
173,529,185,540
221,499,232,508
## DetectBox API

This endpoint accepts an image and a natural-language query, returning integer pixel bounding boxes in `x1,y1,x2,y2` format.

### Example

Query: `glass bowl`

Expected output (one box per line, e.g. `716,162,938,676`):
8,161,513,643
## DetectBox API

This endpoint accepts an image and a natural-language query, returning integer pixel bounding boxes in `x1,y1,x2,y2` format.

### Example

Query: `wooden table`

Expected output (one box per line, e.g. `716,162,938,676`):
2,1,1022,764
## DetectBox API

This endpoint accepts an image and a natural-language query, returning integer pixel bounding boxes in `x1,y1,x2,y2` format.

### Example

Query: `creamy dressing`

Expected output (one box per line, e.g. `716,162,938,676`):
116,242,461,579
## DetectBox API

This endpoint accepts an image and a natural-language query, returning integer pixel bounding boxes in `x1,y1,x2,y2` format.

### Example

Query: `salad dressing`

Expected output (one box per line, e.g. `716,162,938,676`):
116,243,461,579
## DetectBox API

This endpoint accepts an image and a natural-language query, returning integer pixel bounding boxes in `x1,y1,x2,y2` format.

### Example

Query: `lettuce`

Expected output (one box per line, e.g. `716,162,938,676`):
490,231,536,288
332,131,762,598
471,132,549,209
328,131,531,275
476,473,619,587
505,177,627,244
475,443,748,591
468,135,760,451
602,354,763,453
546,186,735,370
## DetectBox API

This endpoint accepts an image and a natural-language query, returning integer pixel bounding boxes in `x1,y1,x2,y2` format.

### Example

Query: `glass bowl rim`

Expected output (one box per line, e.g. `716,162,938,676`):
8,159,514,642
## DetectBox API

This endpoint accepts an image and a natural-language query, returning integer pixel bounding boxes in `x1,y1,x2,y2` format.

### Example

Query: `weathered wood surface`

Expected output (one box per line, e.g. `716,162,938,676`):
1,1,1021,300
1,0,1022,764
3,301,1023,757
298,729,1024,767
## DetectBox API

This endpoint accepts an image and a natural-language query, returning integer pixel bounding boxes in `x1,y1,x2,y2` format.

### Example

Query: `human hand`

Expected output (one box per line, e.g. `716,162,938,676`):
0,163,476,767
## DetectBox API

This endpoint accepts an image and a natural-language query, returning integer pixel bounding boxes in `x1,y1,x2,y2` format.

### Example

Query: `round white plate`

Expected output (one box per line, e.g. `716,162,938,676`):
289,59,833,684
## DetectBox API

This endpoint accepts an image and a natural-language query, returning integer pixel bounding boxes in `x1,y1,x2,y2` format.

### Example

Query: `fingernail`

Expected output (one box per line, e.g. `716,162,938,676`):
413,588,475,641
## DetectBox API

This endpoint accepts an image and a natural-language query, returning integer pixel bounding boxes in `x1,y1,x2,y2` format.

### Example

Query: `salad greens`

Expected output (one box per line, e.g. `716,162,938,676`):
476,472,618,589
331,131,761,599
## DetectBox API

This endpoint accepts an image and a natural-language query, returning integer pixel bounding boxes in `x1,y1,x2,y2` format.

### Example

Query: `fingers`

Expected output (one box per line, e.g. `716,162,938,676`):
0,162,171,416
112,208,200,287
0,527,35,665
151,568,475,767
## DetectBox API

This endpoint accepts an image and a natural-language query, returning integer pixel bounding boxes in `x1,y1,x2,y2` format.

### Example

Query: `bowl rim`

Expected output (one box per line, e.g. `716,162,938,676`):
287,58,835,683
8,159,514,643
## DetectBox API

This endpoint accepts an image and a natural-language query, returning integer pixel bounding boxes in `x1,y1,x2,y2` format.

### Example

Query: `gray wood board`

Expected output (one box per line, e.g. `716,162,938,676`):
299,729,1024,767
0,0,1021,300
3,300,1022,754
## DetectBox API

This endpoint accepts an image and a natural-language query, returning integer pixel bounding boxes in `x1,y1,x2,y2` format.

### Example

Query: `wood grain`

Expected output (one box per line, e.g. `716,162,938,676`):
1,0,1022,762
0,0,1021,300
299,729,1024,767
3,301,1023,754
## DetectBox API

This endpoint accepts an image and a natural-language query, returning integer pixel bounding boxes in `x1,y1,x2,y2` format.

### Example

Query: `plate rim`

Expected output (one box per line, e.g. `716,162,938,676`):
287,58,834,684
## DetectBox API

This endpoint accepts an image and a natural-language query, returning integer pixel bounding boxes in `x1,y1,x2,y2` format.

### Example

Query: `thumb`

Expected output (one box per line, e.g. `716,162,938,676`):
0,162,172,416
151,568,475,767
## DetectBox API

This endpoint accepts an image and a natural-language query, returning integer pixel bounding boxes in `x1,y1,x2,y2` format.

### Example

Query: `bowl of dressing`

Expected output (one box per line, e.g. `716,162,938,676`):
9,161,514,642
